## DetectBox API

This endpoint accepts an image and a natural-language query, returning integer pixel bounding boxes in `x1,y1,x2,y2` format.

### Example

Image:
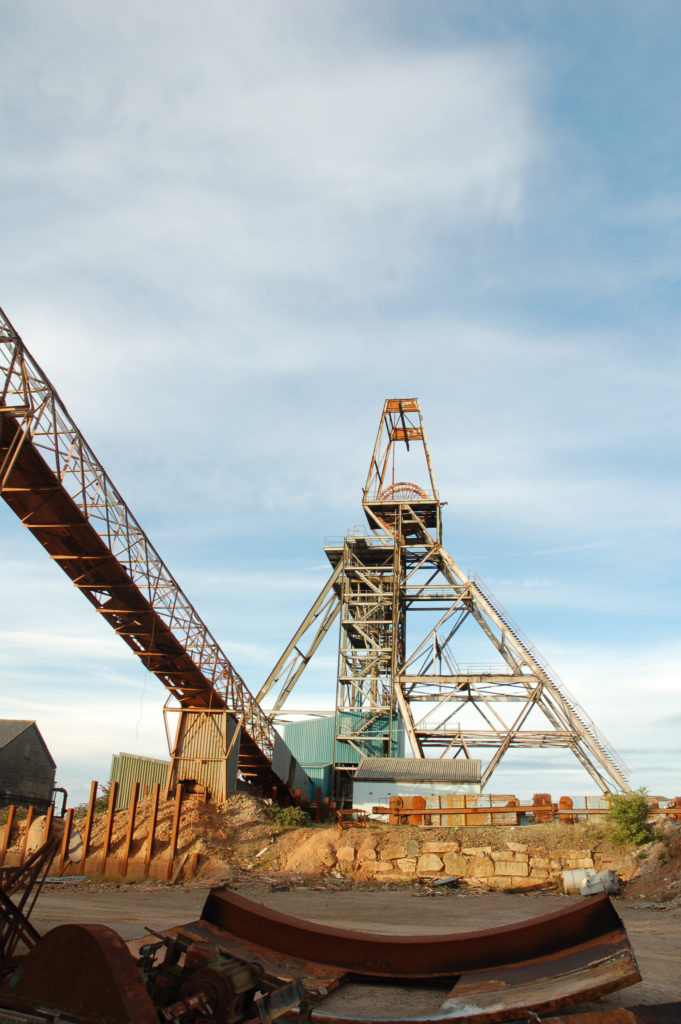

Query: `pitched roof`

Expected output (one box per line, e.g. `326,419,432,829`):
0,720,56,768
354,757,481,784
0,720,33,748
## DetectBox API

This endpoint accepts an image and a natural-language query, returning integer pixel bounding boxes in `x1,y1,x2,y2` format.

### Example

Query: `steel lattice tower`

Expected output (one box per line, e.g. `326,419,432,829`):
258,398,630,798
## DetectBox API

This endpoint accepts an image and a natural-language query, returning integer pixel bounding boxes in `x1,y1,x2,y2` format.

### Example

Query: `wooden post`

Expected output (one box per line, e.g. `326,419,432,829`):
295,788,301,807
19,806,35,865
166,784,183,881
316,787,322,822
120,781,139,877
59,809,74,874
99,782,119,875
80,781,98,872
0,805,15,866
144,783,160,877
271,785,278,806
43,806,54,846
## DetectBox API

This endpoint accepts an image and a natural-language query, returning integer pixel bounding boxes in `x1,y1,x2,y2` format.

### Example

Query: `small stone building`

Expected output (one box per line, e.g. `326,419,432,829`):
0,720,56,811
352,756,481,812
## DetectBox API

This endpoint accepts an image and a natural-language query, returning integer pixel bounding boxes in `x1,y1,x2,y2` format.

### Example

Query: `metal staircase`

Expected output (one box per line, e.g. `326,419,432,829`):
469,575,629,781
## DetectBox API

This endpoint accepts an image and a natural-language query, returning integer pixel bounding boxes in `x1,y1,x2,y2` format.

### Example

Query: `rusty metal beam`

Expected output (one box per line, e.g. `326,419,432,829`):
0,307,297,797
167,888,641,1023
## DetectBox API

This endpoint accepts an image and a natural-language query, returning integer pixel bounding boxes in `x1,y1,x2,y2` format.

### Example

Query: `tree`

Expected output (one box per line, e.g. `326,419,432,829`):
609,787,654,847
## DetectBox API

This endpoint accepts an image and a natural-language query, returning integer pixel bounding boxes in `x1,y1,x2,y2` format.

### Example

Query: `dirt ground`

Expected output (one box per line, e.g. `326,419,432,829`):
13,798,681,1018
31,875,681,1015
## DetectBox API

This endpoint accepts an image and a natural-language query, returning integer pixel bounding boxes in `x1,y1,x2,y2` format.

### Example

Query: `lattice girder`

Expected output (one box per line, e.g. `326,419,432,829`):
263,397,631,795
0,306,289,796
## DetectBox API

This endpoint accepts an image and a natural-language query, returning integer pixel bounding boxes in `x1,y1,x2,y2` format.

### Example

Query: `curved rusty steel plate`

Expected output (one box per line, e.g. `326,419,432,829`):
185,887,641,1023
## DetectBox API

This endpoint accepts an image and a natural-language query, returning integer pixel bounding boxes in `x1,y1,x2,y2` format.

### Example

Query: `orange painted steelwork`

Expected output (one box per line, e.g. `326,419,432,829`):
0,306,287,797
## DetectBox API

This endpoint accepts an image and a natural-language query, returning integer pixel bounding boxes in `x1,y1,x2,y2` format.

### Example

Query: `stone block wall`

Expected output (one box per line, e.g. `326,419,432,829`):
330,835,636,888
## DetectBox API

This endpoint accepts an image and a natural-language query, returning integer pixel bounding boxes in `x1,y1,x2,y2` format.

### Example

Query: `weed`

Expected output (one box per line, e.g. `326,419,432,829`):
608,787,655,847
264,805,311,828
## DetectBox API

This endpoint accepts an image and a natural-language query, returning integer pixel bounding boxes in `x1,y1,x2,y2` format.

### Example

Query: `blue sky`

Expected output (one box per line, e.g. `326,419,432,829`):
1,2,679,805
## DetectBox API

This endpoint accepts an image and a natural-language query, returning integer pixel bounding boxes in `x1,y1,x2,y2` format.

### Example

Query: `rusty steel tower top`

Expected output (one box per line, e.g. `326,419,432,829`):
259,397,630,799
362,397,440,538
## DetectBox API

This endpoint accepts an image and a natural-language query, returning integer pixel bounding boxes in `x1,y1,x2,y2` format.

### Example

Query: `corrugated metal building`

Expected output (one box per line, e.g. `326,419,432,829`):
284,713,404,767
282,713,405,799
281,716,334,799
283,716,334,767
0,720,56,811
352,756,482,812
166,710,241,801
109,752,170,810
272,735,315,799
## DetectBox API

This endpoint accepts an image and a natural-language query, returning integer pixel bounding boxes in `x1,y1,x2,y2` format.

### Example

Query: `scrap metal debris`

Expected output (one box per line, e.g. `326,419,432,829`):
1,882,678,1024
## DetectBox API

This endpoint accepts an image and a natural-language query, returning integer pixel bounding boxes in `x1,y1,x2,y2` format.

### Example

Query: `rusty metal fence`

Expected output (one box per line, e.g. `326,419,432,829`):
0,780,332,882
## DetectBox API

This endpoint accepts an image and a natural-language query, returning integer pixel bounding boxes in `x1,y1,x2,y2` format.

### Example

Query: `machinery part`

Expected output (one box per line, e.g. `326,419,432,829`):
548,1005,681,1022
378,482,428,501
197,886,635,979
256,980,309,1024
0,885,672,1024
0,923,158,1023
152,886,641,1023
0,837,59,969
178,950,262,1023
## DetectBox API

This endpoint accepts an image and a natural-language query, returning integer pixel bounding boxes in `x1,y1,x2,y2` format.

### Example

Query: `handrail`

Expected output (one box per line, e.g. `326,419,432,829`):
0,308,278,764
469,573,630,776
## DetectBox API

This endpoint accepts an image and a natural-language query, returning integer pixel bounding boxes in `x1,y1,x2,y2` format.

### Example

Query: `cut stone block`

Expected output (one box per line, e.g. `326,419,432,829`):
494,859,529,877
380,845,407,862
421,841,461,854
366,861,395,874
397,858,417,875
336,846,356,863
466,855,495,878
442,852,468,876
566,857,594,870
417,853,444,875
489,875,539,890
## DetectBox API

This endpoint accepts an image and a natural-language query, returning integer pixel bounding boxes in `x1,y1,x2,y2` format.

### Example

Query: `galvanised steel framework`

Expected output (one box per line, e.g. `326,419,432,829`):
259,398,631,794
0,306,288,797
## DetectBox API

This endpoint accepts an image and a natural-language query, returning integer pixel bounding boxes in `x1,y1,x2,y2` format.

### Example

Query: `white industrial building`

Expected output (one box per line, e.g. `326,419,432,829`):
351,757,482,813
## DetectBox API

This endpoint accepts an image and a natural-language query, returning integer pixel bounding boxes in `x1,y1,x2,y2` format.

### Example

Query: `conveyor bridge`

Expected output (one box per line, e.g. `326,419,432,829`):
0,306,291,798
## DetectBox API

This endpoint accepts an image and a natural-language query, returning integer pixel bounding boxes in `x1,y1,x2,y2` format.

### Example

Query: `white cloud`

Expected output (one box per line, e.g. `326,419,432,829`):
2,3,680,803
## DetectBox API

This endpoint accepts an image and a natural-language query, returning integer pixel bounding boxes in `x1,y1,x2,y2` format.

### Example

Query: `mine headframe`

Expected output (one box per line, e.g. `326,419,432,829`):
258,397,631,798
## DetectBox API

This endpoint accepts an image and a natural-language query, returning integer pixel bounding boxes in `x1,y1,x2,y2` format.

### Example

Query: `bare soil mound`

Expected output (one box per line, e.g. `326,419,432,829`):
622,821,681,904
68,791,276,875
50,797,678,899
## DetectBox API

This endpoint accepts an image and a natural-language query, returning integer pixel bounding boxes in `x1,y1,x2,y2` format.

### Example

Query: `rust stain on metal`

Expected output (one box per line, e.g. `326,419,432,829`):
0,922,157,1023
2,883,675,1024
548,1005,681,1022
176,887,639,1022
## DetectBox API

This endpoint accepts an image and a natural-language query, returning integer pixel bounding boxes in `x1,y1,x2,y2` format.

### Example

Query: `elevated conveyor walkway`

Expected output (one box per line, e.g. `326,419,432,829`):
0,307,294,799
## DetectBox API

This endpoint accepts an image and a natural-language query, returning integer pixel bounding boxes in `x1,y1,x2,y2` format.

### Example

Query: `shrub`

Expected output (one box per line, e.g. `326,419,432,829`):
608,787,655,847
265,805,311,828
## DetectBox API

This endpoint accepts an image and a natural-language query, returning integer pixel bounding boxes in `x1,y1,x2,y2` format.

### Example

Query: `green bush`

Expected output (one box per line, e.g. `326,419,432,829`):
265,804,311,828
608,787,655,847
